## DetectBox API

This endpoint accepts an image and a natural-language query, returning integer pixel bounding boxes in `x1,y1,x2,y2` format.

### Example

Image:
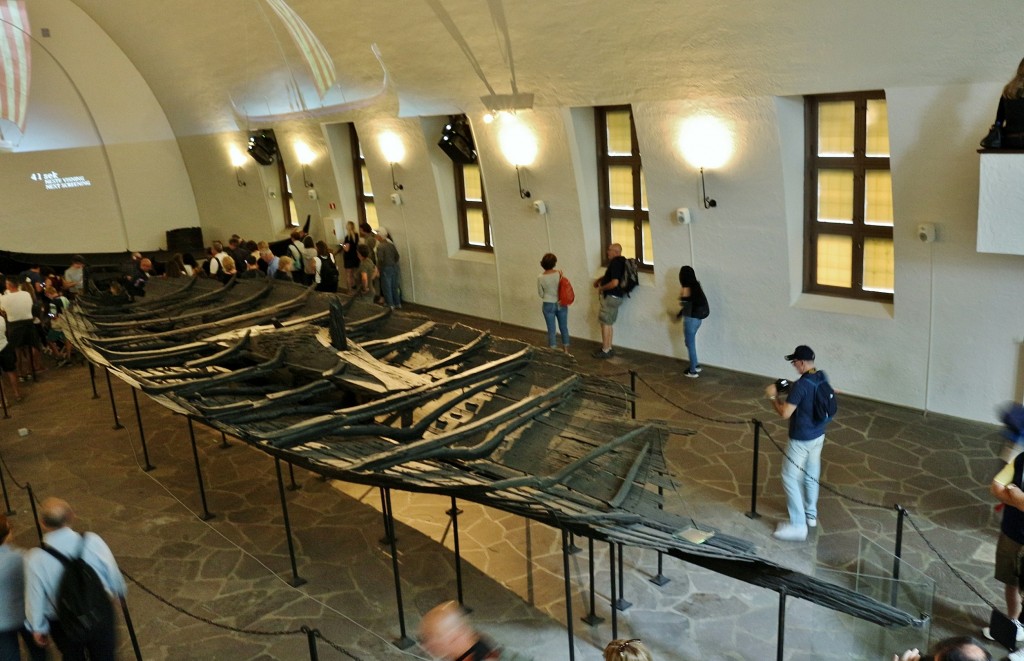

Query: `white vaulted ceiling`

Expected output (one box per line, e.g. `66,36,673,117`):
60,0,1022,136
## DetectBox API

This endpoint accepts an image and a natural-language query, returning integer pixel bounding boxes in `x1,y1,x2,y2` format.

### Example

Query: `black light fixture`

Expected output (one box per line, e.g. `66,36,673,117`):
700,167,717,209
438,116,477,164
247,130,278,165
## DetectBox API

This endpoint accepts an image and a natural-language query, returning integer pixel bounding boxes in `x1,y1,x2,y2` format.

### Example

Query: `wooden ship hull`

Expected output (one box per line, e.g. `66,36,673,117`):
64,277,924,628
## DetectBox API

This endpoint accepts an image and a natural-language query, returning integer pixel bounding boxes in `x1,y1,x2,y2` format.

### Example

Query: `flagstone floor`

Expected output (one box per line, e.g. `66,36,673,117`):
0,304,1008,660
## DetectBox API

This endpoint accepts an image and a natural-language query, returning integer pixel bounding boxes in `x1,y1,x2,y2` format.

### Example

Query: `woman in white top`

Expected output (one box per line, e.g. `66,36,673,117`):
537,253,569,351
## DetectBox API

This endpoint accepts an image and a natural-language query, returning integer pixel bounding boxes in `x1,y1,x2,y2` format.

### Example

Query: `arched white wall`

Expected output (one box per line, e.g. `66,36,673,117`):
0,0,200,253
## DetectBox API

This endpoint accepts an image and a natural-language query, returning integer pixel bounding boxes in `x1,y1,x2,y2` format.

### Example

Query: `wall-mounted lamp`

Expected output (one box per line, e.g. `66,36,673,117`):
379,131,405,191
229,146,248,187
677,115,734,210
295,141,316,188
699,168,716,209
497,113,537,199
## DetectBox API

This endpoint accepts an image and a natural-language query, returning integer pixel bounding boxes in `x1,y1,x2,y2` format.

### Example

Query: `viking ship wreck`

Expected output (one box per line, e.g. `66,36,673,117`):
64,276,925,629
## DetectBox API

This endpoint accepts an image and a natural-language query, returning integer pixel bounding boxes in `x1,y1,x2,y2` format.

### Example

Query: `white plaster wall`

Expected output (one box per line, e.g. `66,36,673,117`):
0,0,202,252
314,85,1021,424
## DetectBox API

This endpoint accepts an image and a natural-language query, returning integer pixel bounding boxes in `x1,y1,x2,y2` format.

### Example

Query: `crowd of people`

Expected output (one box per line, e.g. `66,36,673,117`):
135,221,402,307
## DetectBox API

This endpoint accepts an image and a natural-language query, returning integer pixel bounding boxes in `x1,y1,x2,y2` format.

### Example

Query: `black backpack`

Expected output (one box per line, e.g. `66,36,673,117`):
318,255,339,288
622,258,640,296
812,373,838,423
43,534,114,644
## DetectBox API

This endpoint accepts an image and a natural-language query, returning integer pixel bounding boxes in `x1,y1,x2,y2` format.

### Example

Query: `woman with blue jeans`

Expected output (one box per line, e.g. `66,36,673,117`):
537,253,570,351
678,265,710,377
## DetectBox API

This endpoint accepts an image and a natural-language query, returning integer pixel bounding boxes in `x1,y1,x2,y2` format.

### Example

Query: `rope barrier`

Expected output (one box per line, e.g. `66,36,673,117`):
633,372,749,425
629,370,1001,617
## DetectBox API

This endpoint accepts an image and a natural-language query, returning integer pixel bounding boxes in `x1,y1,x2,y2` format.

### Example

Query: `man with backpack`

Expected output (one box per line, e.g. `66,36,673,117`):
591,243,627,359
764,345,837,542
24,497,125,659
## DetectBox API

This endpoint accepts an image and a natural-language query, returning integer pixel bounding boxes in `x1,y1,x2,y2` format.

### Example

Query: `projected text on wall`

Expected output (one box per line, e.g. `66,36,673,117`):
30,170,92,190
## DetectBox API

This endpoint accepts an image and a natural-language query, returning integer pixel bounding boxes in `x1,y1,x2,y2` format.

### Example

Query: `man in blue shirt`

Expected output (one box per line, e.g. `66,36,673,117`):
24,497,126,659
765,345,832,542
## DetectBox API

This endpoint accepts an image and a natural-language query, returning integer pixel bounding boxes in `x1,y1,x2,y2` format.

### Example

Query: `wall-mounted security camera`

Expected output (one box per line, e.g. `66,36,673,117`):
918,223,936,243
307,188,318,200
532,200,547,215
675,207,692,224
390,192,403,206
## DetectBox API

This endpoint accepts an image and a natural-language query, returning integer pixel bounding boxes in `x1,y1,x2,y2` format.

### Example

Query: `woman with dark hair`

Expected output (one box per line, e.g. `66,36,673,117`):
993,57,1024,149
678,265,710,378
537,252,569,351
314,240,339,292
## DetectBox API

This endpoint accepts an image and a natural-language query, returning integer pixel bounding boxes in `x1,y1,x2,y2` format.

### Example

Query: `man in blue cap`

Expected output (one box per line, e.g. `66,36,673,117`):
765,345,833,542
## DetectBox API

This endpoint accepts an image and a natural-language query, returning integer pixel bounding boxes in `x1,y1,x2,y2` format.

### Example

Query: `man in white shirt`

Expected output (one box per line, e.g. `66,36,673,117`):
0,276,41,380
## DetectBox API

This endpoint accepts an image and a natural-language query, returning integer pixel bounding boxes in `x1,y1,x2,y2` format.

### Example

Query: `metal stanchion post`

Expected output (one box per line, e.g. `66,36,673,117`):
119,596,143,661
378,487,395,545
384,489,415,649
0,455,12,515
131,389,155,471
651,484,669,586
449,496,467,608
105,369,124,430
561,529,576,661
567,531,581,555
28,484,41,544
0,373,9,419
275,458,307,587
88,362,100,399
609,541,617,639
629,370,637,420
581,536,604,626
301,626,320,661
890,505,906,606
745,419,762,519
614,543,631,611
219,431,230,450
288,463,300,491
185,417,214,521
776,588,787,661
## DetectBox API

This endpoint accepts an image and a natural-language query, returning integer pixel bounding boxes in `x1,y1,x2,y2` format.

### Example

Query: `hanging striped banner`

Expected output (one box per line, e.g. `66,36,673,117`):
263,0,336,98
0,0,30,131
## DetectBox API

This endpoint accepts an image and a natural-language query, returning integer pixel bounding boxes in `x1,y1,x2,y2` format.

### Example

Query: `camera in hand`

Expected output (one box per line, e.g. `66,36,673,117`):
774,378,791,393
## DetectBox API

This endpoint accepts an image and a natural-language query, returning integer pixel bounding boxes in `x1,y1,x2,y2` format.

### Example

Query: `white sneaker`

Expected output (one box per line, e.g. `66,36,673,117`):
772,523,808,542
806,517,817,528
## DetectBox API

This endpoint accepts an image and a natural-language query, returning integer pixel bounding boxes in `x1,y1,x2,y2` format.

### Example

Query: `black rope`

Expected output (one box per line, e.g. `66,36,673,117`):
0,453,30,490
313,631,363,660
630,372,999,618
903,511,998,611
758,423,890,511
122,571,365,659
633,372,749,425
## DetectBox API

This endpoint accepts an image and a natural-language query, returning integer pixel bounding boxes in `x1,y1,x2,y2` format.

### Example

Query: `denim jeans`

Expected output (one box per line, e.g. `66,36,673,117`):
781,434,824,527
541,302,569,348
380,265,401,307
683,316,702,372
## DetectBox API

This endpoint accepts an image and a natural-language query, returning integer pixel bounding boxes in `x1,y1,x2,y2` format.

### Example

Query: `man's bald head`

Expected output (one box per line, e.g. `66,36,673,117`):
418,601,478,660
39,497,73,530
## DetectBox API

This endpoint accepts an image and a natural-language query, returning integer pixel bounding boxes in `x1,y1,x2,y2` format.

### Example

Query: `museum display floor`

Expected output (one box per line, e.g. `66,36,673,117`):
0,304,1008,660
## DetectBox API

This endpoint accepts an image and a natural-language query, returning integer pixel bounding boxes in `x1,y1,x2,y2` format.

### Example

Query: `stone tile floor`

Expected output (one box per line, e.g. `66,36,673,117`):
0,305,1009,660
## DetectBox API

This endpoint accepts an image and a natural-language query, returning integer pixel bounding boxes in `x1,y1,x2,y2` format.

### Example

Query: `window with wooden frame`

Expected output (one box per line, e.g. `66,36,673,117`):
350,124,378,229
595,106,652,268
804,92,894,301
455,161,491,251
